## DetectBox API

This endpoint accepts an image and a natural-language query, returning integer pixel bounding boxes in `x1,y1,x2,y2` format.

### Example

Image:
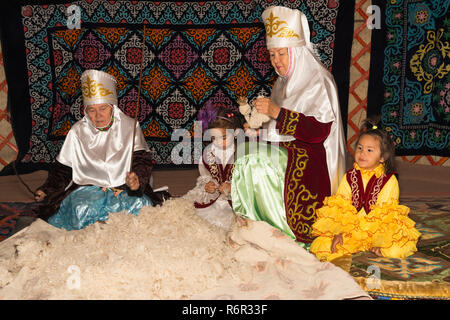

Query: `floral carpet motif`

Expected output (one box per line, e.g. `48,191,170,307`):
0,0,355,172
368,0,450,157
347,197,450,300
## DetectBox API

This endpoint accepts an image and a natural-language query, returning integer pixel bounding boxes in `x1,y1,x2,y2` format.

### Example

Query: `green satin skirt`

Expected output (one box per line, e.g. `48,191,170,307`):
231,142,311,250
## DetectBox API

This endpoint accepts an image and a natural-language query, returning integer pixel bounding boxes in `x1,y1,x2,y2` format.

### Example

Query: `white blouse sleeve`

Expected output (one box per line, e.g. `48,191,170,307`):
181,153,219,203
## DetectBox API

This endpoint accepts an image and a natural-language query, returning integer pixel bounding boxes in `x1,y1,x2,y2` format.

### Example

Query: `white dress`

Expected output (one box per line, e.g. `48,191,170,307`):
183,144,236,230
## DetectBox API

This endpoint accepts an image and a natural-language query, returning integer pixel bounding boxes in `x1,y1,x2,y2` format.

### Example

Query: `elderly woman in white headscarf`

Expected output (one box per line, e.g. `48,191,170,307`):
34,70,156,230
231,6,346,248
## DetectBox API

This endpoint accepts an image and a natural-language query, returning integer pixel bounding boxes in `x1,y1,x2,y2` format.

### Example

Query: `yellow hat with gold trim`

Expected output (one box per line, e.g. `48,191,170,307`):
80,69,118,108
262,6,306,49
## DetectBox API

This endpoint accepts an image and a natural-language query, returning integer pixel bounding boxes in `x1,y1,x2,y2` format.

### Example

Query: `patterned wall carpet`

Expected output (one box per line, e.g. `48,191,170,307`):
1,0,449,169
367,0,450,157
0,0,355,173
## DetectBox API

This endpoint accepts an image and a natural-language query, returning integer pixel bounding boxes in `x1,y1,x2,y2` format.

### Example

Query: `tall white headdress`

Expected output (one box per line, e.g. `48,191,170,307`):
80,69,118,108
262,6,314,52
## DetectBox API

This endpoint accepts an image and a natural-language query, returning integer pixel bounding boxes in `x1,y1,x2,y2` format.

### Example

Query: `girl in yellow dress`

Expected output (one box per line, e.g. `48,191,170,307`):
310,120,421,262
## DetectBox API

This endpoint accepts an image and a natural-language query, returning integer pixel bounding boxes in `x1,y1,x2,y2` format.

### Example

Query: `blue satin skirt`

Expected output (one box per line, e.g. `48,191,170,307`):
48,186,153,231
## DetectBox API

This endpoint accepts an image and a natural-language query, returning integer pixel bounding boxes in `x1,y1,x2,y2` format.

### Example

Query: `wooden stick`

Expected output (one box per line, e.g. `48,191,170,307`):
130,24,146,172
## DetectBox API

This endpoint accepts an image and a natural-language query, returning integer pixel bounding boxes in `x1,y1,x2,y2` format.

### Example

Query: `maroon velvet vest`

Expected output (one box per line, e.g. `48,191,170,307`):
346,168,393,213
194,150,234,209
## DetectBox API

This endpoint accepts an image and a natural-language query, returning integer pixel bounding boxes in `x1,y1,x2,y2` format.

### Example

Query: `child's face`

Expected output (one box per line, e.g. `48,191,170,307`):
211,128,234,150
355,134,384,171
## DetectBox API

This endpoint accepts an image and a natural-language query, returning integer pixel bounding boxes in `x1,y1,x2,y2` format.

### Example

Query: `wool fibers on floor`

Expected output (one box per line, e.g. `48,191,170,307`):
0,198,370,300
0,199,250,299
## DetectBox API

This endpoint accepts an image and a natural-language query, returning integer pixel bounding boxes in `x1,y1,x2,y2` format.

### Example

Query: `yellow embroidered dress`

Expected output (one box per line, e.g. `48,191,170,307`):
310,163,421,261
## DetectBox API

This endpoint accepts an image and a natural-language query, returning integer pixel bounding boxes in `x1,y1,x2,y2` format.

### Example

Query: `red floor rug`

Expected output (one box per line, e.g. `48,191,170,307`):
0,202,38,241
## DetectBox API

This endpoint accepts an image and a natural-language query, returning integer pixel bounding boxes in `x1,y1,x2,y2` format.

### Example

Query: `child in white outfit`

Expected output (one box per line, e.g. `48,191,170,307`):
183,105,244,230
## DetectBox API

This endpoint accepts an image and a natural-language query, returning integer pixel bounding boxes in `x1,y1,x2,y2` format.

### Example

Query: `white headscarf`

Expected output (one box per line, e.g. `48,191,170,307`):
57,70,149,188
261,6,346,194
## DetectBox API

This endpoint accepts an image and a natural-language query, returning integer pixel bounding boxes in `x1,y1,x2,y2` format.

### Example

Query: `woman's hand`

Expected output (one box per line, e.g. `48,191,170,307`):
34,189,47,202
218,182,231,195
331,233,343,253
205,181,217,194
254,97,281,119
126,172,140,191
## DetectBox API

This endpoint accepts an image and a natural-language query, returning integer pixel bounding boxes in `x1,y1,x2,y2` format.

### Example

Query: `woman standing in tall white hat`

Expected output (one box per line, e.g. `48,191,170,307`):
34,69,156,230
231,6,346,248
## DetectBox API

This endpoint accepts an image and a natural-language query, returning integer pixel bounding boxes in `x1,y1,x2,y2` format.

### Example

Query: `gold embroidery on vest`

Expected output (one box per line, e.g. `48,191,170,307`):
368,174,385,208
82,76,114,99
349,169,360,209
206,149,220,182
227,164,235,182
264,12,300,39
282,141,319,239
281,110,300,135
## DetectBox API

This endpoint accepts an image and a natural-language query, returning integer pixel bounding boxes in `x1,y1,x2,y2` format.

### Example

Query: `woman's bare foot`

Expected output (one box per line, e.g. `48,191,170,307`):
369,247,382,256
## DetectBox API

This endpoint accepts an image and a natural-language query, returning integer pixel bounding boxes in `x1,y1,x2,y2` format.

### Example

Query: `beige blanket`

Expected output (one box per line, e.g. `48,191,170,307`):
0,198,370,300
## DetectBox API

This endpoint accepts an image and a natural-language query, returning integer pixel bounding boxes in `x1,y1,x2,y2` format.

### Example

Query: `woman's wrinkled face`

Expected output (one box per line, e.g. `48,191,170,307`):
86,104,113,128
269,47,290,76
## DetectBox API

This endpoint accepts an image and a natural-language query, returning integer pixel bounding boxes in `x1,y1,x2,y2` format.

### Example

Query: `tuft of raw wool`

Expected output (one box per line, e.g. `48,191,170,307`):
238,96,270,129
0,199,253,300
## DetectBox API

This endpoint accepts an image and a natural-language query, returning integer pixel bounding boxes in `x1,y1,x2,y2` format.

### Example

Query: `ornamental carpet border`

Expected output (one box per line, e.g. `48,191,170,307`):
333,196,450,300
367,0,450,157
0,0,355,174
